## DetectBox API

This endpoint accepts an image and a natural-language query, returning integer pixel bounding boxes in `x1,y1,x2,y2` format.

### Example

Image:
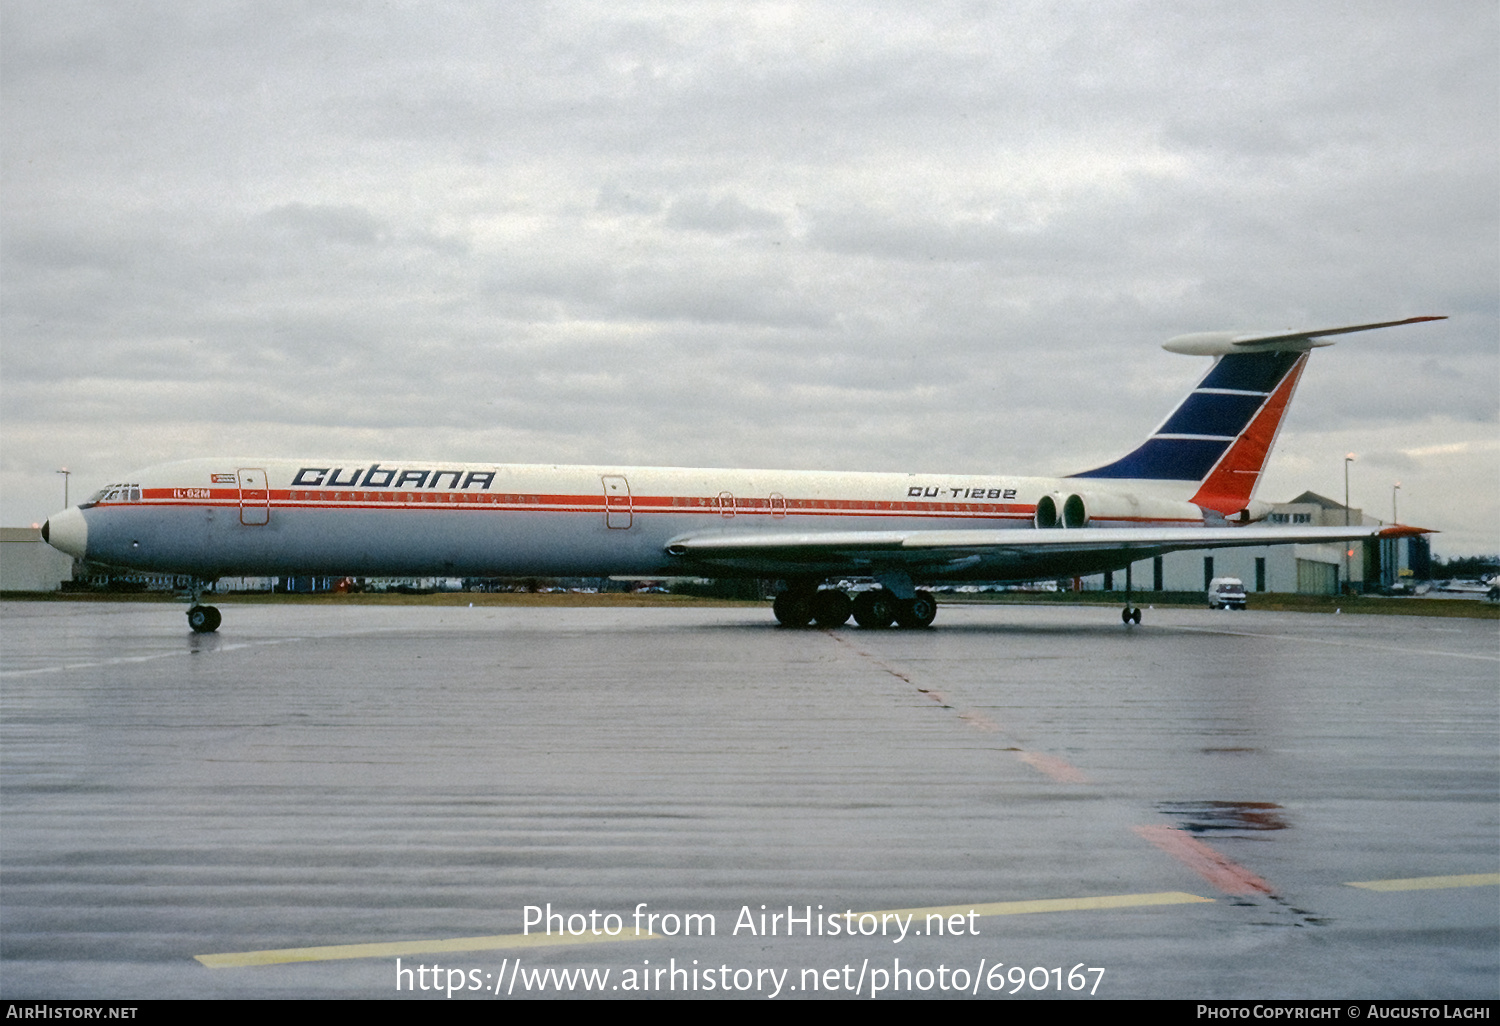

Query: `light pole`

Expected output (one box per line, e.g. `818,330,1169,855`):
1344,453,1356,593
56,468,70,509
1392,481,1401,524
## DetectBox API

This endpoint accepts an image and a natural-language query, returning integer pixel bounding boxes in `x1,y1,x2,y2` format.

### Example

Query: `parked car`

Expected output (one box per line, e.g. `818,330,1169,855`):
1208,577,1248,610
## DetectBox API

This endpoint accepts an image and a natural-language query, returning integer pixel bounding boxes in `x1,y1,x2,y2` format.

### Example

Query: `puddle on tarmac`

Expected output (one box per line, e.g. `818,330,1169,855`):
1155,800,1288,835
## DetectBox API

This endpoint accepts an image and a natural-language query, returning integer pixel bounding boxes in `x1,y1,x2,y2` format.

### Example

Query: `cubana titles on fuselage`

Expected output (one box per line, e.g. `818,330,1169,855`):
42,317,1442,632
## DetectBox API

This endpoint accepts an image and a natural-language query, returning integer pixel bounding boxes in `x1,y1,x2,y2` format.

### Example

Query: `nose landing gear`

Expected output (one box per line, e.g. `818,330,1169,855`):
1121,563,1142,625
181,579,222,633
187,605,222,633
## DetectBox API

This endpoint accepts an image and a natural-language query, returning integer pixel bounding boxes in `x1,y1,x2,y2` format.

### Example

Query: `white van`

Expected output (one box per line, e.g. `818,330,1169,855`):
1208,577,1248,610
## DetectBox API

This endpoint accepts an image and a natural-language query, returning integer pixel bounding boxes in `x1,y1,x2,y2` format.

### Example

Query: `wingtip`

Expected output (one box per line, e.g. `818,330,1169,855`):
1379,524,1435,537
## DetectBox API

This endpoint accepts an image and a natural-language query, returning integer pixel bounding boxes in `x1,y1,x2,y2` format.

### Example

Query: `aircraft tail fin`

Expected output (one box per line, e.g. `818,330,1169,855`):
1069,316,1444,516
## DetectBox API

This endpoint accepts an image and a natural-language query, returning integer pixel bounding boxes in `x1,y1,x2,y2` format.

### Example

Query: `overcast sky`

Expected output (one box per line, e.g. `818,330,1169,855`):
3,1,1496,555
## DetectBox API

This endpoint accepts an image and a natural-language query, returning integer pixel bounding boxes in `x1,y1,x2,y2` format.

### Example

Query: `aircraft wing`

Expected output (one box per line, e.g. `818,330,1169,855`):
664,524,1428,580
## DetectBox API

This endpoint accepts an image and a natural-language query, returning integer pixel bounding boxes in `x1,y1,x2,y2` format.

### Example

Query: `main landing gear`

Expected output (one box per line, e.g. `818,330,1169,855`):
774,585,938,629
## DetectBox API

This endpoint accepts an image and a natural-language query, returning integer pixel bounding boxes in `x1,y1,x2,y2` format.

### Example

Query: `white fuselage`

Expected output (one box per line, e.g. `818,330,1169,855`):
52,457,1205,582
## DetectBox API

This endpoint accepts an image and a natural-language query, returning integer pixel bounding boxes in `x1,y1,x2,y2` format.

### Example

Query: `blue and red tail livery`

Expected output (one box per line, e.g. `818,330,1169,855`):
1071,348,1312,522
1072,349,1308,486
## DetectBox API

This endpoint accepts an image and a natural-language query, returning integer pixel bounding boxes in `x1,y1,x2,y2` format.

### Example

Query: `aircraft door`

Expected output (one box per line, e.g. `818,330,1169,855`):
602,475,632,528
239,468,270,525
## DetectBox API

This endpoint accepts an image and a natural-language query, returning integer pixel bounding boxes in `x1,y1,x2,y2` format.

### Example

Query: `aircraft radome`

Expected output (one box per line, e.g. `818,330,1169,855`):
42,316,1442,633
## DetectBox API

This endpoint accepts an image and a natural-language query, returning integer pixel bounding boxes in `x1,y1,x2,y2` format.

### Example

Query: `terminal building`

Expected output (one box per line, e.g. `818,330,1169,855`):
1082,492,1429,596
0,526,74,592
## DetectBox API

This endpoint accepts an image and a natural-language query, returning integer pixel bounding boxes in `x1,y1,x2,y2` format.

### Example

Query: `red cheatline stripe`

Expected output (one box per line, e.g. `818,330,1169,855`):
108,495,1204,525
113,497,1049,520
1133,825,1275,896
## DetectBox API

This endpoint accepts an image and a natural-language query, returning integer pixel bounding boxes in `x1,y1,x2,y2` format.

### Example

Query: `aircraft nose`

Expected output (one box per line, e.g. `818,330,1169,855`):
44,507,88,559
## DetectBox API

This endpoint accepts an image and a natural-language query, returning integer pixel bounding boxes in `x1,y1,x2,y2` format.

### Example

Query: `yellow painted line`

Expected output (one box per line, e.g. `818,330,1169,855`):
200,891,1213,969
196,928,659,969
1346,873,1500,892
866,891,1214,919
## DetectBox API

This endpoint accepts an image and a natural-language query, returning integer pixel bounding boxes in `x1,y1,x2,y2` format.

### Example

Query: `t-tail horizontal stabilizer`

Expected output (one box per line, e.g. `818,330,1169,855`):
1161,315,1446,356
1071,316,1446,513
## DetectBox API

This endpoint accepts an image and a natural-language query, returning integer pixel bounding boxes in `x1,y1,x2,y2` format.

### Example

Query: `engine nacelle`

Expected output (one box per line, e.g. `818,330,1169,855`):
1035,490,1204,528
1199,499,1275,525
1034,494,1055,528
1235,500,1273,524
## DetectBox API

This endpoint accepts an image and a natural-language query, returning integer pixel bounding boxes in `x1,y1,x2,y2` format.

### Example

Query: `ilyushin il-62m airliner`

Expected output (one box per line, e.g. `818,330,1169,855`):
43,317,1441,633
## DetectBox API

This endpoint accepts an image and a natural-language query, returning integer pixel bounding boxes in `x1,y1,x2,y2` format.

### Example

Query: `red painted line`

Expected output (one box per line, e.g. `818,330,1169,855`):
1133,824,1275,896
829,639,1084,783
1014,751,1090,783
956,710,1002,733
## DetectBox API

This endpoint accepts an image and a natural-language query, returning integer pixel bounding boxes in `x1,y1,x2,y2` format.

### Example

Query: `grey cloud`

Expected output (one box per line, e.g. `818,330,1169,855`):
612,268,831,328
596,183,663,215
2,1,1494,550
260,203,385,246
664,194,783,234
